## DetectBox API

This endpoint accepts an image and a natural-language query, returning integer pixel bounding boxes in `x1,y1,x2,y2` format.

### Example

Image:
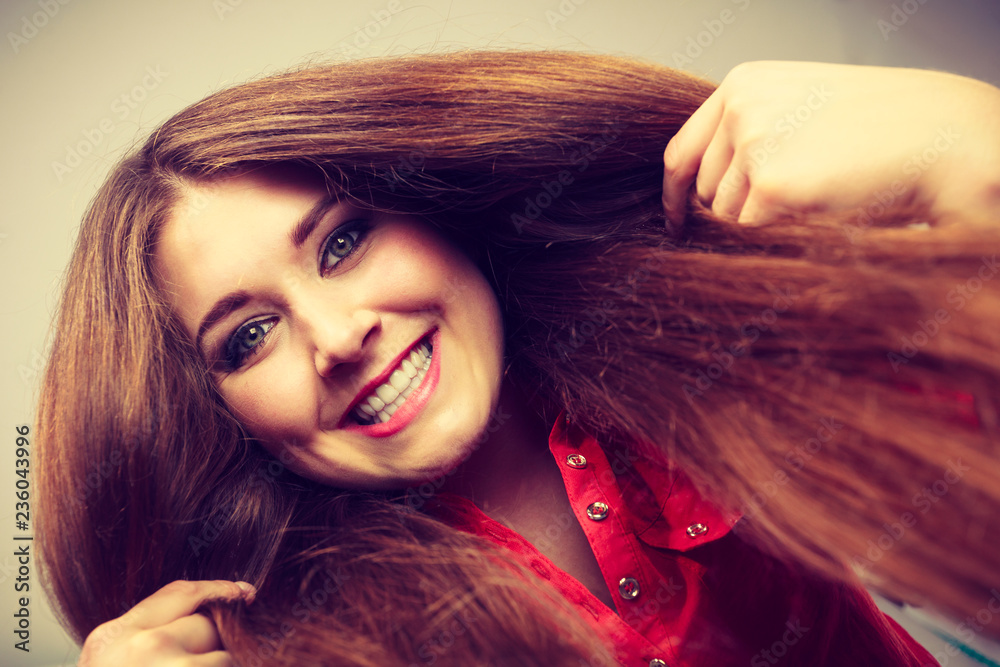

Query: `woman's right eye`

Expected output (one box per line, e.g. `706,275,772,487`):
222,317,277,370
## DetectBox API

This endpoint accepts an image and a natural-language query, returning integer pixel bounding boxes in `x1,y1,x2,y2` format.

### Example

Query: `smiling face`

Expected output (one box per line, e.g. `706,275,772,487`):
155,167,505,490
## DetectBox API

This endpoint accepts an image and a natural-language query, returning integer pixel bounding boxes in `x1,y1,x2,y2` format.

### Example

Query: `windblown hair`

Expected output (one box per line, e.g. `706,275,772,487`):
37,50,1000,664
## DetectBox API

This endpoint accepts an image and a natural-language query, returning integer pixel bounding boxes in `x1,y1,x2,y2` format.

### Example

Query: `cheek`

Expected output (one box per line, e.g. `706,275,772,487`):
371,222,491,311
219,357,316,444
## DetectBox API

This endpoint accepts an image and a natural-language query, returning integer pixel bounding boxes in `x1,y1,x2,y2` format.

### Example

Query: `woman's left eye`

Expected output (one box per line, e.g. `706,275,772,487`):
321,220,370,274
222,317,277,371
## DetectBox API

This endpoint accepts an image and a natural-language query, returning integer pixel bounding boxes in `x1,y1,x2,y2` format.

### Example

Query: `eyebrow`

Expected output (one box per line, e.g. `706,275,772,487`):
289,195,341,249
196,291,252,355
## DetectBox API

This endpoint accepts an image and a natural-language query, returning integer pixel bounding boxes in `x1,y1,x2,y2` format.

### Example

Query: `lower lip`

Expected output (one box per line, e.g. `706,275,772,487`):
343,330,441,438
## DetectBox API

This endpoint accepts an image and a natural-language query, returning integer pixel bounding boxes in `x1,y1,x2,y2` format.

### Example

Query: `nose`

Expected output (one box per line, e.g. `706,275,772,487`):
302,302,381,377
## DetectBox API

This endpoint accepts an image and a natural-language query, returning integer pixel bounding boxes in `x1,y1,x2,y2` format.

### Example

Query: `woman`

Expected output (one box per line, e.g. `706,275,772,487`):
37,51,1000,665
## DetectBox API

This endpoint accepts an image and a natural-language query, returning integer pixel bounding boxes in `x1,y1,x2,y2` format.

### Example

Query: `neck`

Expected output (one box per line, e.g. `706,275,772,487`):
436,377,560,519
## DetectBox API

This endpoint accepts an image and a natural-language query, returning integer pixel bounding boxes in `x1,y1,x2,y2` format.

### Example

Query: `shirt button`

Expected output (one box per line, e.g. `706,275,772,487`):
618,577,640,600
686,522,708,538
586,501,609,521
565,453,587,469
649,659,668,667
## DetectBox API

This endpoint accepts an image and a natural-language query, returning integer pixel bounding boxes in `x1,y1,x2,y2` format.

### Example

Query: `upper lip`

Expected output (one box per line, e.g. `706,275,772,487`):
339,329,435,427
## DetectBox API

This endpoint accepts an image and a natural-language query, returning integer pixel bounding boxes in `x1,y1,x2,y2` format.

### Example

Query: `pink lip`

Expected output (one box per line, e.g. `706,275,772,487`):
340,329,441,438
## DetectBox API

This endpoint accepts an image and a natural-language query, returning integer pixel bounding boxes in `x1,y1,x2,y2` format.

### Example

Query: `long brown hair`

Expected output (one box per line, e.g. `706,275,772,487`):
37,50,1000,663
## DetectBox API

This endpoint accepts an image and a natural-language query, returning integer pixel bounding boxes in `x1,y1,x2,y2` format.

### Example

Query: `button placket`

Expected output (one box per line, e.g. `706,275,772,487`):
552,421,670,651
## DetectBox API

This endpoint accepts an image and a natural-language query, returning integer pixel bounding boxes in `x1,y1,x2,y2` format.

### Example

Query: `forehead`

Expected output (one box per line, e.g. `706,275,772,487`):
154,168,328,333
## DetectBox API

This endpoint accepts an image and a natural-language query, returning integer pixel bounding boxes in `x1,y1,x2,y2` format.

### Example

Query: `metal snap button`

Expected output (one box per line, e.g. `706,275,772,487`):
586,501,609,521
618,577,640,600
686,522,708,538
566,453,587,469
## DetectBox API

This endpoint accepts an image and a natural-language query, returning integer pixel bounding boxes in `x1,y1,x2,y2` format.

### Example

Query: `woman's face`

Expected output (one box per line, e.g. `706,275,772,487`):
156,167,505,490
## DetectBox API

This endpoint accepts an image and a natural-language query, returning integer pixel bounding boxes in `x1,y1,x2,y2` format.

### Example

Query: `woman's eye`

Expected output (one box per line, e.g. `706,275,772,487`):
223,318,276,370
321,220,370,274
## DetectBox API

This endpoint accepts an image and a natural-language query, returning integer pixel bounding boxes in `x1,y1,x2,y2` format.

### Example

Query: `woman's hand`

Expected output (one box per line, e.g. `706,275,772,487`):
662,61,1000,230
78,579,254,666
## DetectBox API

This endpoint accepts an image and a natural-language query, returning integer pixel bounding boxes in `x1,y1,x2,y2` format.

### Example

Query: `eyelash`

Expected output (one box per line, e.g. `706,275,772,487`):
218,219,372,371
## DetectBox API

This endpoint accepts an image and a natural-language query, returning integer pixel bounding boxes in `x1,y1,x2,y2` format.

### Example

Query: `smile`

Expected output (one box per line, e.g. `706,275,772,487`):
341,330,441,437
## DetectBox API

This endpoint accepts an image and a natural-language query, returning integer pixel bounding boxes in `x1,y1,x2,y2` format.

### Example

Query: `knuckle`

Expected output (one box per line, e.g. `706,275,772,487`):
162,579,199,595
81,620,123,658
724,61,760,87
129,628,176,655
663,140,681,171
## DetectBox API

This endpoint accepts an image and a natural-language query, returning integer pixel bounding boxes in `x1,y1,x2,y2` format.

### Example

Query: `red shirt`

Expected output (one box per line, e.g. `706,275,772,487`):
425,415,937,666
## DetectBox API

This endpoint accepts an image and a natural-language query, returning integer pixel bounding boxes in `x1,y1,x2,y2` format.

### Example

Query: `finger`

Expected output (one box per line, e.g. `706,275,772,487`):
711,160,751,221
737,191,769,225
694,126,734,208
161,612,226,654
123,580,253,631
662,89,725,228
187,651,238,667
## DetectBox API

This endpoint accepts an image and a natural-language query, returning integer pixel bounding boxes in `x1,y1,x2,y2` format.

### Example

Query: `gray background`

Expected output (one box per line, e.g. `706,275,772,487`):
1,0,998,665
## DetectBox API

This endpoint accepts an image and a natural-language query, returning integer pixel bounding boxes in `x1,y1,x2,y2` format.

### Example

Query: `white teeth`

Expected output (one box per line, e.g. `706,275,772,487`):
375,384,399,405
389,369,409,391
351,339,433,425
